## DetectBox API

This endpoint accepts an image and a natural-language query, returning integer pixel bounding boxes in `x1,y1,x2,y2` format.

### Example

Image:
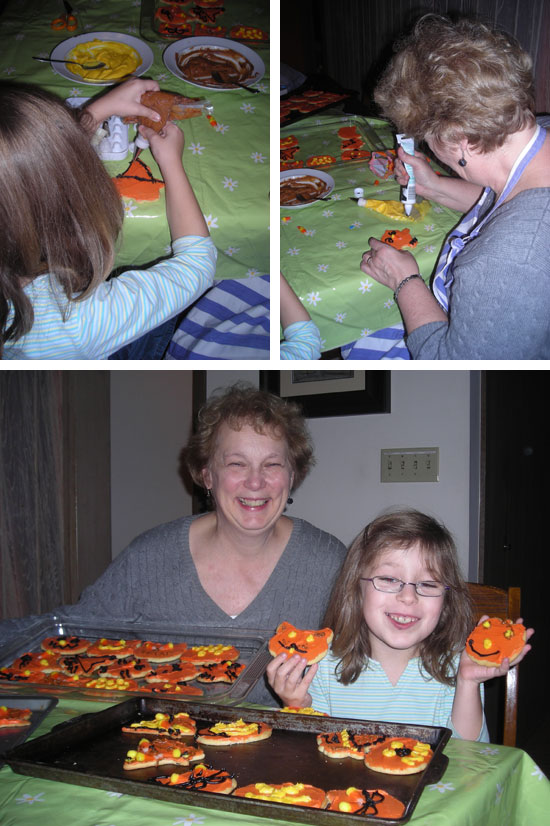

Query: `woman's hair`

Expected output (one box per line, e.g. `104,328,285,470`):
0,82,124,356
183,383,315,491
374,14,535,153
324,507,473,686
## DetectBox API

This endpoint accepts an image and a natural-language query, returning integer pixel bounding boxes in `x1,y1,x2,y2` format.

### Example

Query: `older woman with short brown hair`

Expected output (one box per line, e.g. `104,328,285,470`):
360,14,550,359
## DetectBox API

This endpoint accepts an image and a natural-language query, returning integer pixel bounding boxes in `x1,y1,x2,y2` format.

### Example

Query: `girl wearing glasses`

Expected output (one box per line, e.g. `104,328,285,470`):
267,508,533,741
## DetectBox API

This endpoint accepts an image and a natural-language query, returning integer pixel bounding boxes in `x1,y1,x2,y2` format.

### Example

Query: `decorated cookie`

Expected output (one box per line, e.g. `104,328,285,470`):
113,158,165,202
41,635,90,655
466,617,526,667
146,682,204,696
5,650,59,674
156,763,236,793
317,730,389,759
280,707,328,716
0,705,32,728
86,638,136,658
196,660,245,683
122,711,196,737
326,787,406,818
229,25,268,41
179,644,240,664
234,782,326,808
84,676,140,692
364,738,433,775
145,661,199,683
123,737,205,770
269,621,333,665
196,718,272,746
56,654,114,676
132,640,189,663
381,228,418,249
96,655,154,680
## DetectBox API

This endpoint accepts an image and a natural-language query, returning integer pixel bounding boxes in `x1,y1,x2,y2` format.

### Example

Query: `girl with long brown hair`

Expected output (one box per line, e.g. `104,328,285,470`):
267,508,534,740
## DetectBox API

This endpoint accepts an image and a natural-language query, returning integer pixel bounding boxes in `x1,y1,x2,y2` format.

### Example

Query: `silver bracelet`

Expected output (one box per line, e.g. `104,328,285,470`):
394,274,423,302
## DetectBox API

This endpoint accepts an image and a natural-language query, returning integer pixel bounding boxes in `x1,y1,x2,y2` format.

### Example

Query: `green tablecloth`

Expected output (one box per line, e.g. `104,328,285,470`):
1,697,549,825
0,0,269,278
280,115,461,352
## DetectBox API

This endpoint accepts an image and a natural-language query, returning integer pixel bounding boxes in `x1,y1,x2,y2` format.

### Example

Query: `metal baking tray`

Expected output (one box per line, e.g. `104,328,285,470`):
280,115,387,171
0,616,268,705
5,698,450,824
0,694,58,768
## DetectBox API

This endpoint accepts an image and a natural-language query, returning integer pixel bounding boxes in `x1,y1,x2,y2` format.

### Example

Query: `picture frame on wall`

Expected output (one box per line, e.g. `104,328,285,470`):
259,371,390,418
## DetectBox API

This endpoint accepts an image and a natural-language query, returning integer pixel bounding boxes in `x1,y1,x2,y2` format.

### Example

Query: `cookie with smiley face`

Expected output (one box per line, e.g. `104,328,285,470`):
466,617,526,667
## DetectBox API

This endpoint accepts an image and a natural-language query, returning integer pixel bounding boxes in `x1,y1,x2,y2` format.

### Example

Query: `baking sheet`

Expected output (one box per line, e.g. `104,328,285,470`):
0,695,58,768
0,616,267,705
6,698,450,824
280,116,387,171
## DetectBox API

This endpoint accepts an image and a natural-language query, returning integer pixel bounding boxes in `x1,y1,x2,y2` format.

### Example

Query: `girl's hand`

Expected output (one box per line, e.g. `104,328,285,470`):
395,147,438,195
266,652,318,708
85,77,161,128
360,237,419,293
458,615,534,685
140,122,185,176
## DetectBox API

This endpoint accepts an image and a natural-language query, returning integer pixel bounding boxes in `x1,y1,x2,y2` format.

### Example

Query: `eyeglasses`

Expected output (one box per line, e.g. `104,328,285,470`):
360,576,449,597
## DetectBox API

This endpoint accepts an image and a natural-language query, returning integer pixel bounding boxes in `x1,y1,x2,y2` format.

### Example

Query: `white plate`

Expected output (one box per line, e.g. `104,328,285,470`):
49,32,154,85
163,36,264,90
280,168,335,209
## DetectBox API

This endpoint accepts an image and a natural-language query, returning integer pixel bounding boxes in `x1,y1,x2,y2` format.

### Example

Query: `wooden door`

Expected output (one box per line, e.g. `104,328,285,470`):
481,370,549,768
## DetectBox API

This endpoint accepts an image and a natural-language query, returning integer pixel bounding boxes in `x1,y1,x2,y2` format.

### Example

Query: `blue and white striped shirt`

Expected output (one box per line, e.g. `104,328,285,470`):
309,652,489,741
4,235,217,360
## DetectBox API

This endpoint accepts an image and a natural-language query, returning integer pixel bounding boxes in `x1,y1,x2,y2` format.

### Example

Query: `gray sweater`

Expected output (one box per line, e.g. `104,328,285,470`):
407,187,550,359
0,515,347,705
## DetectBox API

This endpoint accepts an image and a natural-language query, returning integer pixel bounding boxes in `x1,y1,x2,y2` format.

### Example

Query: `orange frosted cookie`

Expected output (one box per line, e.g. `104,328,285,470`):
133,641,189,662
86,638,135,658
156,763,236,793
123,737,204,770
84,676,139,692
179,644,240,664
196,660,245,683
196,719,272,746
0,705,32,728
269,622,333,665
41,635,90,655
145,661,199,683
234,782,326,808
317,730,389,759
466,617,526,667
364,738,433,775
326,787,406,818
56,654,114,676
145,682,205,697
97,656,153,680
122,711,196,737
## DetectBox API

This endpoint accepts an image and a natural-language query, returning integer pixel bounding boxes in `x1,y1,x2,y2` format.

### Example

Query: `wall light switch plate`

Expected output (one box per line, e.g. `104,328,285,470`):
381,447,439,482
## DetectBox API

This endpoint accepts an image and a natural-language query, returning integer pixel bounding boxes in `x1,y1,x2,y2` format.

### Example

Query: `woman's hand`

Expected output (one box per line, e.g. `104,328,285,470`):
395,146,439,195
85,77,161,129
266,652,318,708
360,238,419,293
458,615,534,686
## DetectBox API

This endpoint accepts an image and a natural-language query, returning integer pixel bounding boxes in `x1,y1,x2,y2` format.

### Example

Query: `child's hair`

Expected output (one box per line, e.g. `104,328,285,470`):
324,507,473,687
0,81,124,356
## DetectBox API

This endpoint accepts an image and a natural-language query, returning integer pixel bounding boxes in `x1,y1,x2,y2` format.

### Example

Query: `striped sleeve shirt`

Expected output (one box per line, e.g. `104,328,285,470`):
281,320,322,360
309,652,489,742
4,235,216,360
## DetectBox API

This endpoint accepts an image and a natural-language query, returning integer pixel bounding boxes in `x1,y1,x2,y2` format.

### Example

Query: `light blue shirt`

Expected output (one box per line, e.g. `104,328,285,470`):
4,235,217,360
281,320,322,360
309,651,489,741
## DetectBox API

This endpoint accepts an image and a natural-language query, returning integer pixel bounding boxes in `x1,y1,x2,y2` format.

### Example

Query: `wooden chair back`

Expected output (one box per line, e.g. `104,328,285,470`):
466,583,521,747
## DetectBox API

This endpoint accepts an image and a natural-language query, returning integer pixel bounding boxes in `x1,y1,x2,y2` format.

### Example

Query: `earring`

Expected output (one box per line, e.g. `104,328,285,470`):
287,497,294,505
458,151,467,167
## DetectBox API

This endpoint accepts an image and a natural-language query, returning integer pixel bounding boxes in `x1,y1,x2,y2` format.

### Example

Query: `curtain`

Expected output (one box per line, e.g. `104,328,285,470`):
0,372,65,619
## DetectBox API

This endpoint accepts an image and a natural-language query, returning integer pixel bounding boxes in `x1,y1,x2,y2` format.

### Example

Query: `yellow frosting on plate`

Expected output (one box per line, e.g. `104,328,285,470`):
66,39,142,81
362,198,431,222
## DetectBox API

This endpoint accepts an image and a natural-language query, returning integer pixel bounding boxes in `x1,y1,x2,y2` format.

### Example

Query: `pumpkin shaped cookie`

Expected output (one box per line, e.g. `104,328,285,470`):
269,621,333,665
466,617,526,667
